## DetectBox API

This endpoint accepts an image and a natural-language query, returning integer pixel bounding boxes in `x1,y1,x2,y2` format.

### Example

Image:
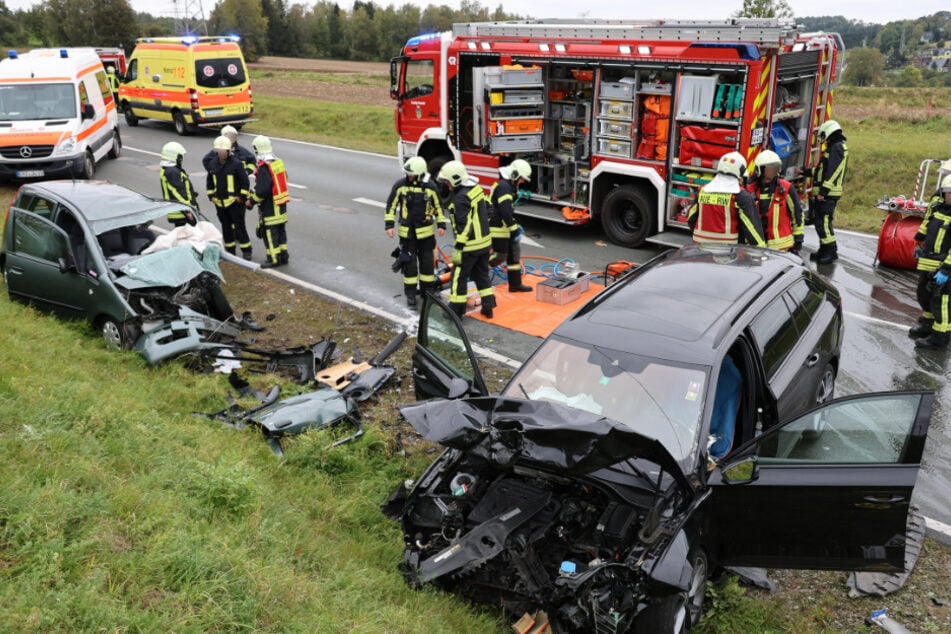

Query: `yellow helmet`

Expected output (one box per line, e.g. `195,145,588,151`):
403,156,427,177
753,150,782,177
161,141,186,162
437,160,469,187
213,136,232,151
221,125,238,140
817,119,841,141
507,158,532,181
251,135,273,155
716,151,747,180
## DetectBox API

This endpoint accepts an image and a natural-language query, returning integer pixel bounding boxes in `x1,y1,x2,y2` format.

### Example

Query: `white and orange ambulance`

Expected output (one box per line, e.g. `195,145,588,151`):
0,48,121,181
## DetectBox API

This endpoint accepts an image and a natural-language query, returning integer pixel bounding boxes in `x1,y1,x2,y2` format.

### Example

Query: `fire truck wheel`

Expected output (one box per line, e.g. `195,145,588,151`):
601,185,656,248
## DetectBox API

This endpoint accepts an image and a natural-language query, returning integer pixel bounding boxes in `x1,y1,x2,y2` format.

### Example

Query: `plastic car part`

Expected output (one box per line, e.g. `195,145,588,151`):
339,365,396,402
134,306,241,365
250,389,363,457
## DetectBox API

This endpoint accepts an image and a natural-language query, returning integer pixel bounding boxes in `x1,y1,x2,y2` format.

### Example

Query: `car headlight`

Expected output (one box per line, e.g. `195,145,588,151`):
53,138,76,156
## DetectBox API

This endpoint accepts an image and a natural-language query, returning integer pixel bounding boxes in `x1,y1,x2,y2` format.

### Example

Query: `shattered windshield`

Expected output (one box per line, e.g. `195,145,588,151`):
0,84,77,121
501,336,708,462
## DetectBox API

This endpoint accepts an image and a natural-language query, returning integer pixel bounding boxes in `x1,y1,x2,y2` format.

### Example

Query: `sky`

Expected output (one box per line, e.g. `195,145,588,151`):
3,0,945,24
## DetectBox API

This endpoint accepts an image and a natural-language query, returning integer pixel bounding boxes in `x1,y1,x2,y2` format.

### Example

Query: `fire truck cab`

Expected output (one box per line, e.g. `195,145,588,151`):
390,19,844,248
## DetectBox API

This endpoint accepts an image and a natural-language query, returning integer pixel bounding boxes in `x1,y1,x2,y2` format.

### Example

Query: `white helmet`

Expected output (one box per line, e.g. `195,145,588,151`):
251,135,273,155
940,174,951,194
213,135,232,151
817,119,841,142
753,150,782,178
507,158,532,181
437,160,469,188
403,156,427,178
161,141,186,162
221,124,238,141
716,151,747,180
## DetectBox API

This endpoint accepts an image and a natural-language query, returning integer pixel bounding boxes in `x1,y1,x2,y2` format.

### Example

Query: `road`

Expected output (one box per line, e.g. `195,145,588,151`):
97,120,949,533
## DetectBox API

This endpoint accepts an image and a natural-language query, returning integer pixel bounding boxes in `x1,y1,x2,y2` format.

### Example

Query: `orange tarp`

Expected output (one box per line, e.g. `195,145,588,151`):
466,281,603,338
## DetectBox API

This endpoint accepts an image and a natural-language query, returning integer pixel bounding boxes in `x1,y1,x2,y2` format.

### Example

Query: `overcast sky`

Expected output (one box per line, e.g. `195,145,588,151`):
4,0,945,23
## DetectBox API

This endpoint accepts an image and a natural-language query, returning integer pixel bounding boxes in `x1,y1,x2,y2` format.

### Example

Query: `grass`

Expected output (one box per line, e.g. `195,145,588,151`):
243,95,397,155
252,69,390,87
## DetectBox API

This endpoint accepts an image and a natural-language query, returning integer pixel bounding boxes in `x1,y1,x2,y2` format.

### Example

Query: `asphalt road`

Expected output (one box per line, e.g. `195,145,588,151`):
97,120,949,533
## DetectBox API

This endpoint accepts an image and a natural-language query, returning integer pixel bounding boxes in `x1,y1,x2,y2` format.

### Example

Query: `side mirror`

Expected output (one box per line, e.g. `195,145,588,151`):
390,89,400,100
81,104,95,120
721,456,758,484
58,255,77,274
447,377,470,399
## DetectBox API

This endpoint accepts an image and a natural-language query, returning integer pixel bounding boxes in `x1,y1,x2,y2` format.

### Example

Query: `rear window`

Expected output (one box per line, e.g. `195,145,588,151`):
194,58,246,88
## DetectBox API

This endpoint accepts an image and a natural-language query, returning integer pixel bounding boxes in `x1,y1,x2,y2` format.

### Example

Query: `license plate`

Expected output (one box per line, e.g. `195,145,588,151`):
204,108,223,116
16,170,44,178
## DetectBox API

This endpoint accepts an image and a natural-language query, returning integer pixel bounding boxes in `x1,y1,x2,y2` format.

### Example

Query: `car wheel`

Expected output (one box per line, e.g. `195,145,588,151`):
98,318,139,351
124,107,139,126
634,549,708,633
804,363,836,439
600,185,656,248
107,129,121,159
173,110,191,136
80,150,95,180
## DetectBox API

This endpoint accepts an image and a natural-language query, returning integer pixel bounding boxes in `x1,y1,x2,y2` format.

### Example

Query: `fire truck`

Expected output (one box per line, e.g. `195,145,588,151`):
389,19,845,247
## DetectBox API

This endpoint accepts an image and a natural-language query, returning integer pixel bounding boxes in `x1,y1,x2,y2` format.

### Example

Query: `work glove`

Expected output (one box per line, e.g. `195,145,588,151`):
511,225,524,243
451,248,462,267
789,242,801,256
914,241,924,260
935,271,950,286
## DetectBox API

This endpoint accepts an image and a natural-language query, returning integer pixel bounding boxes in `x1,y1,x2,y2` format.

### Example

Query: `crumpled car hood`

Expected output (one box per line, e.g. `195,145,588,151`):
115,244,223,290
401,396,691,489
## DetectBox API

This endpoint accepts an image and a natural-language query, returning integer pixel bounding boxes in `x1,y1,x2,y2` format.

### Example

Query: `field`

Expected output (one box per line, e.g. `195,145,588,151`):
1,60,950,632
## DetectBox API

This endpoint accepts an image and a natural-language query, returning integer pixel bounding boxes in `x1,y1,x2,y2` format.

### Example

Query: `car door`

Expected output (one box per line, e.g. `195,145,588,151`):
708,391,933,572
413,293,488,400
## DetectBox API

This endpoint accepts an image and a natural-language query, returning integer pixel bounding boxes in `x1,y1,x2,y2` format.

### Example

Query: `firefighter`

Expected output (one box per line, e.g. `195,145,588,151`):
810,119,849,264
206,135,252,259
202,124,256,174
747,150,804,254
688,152,765,247
489,158,532,292
437,160,496,319
246,135,290,269
384,156,446,307
105,65,120,102
159,141,199,227
909,174,951,349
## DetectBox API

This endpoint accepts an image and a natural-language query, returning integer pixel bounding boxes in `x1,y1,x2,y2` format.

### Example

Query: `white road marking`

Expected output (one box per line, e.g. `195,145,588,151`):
353,197,386,208
520,235,544,249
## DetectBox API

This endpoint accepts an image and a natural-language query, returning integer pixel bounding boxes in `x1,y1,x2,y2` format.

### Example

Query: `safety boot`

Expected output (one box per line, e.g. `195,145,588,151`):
507,270,533,293
915,331,950,349
406,294,418,309
280,252,289,265
261,259,280,269
242,248,253,261
810,245,835,264
908,318,933,339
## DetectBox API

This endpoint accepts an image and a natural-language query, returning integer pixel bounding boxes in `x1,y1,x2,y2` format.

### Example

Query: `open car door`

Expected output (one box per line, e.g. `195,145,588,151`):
709,391,933,572
413,293,488,400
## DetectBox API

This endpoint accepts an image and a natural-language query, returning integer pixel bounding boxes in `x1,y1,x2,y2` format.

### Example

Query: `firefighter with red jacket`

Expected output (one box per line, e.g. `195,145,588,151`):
489,158,532,292
688,152,765,247
909,174,951,349
746,150,804,254
245,136,290,268
384,156,446,308
438,160,496,319
810,119,849,264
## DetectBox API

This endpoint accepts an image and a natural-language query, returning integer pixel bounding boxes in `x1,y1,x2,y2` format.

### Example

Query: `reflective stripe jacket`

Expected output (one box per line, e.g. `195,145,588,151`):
251,159,290,225
814,134,848,199
915,198,951,274
384,176,445,239
746,177,804,251
450,184,492,253
206,155,250,208
160,164,197,220
489,179,519,239
688,188,765,246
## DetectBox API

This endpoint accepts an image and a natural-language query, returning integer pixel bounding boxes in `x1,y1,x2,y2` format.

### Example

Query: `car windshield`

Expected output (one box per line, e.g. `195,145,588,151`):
501,336,709,462
0,83,77,121
194,58,246,88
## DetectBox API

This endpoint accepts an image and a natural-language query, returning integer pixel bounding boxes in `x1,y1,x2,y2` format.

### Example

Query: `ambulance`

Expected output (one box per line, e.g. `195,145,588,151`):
0,48,121,181
119,36,254,135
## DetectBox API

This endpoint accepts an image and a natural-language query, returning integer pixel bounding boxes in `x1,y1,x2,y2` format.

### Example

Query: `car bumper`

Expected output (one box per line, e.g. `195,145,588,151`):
0,154,85,179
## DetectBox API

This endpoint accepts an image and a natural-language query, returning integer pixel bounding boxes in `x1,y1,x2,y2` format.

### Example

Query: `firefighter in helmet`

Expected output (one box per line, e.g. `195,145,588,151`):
438,160,496,319
202,124,256,175
159,141,198,226
909,174,951,349
384,156,446,307
206,135,252,259
246,135,290,268
105,65,120,102
688,152,765,247
810,119,848,264
489,158,533,292
747,150,804,255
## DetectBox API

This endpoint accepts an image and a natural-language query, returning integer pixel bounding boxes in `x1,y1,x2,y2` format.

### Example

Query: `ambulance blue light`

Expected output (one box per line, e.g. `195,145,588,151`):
7,50,17,60
182,36,199,44
229,34,241,42
60,49,68,58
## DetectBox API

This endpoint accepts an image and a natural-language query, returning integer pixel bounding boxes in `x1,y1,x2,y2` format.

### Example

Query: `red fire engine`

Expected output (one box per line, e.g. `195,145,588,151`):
389,19,845,247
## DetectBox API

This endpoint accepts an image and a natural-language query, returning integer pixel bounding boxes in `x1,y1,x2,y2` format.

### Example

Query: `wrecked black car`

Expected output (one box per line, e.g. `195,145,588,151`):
386,246,934,633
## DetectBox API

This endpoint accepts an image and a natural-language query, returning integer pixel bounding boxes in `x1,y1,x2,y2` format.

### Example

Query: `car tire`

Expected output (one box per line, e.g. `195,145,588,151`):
600,185,656,248
107,129,122,159
173,110,191,136
98,317,139,351
124,107,139,126
804,363,836,439
80,150,95,180
634,549,708,634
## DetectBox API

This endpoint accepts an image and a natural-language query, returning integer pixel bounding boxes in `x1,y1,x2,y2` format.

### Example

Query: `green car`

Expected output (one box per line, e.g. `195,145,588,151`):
1,180,226,350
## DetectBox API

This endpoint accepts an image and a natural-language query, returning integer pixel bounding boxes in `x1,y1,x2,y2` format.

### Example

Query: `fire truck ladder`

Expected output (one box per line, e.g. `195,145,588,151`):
452,18,801,47
805,36,838,193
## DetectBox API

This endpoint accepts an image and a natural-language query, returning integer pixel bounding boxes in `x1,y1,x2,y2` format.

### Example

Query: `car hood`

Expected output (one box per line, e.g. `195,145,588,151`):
115,244,223,290
401,396,691,490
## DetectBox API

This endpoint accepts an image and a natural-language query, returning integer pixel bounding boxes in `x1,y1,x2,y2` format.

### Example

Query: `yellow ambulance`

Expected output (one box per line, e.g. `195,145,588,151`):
119,36,254,135
0,48,121,180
